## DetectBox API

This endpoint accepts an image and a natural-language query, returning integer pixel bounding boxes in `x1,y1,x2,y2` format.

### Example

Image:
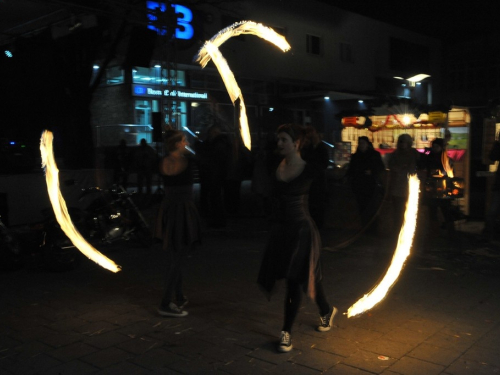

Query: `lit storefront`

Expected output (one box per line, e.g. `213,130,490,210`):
92,66,210,147
340,107,471,214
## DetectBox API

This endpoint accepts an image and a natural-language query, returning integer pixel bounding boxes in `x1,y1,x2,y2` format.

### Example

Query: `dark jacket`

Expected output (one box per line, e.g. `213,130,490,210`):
489,141,500,191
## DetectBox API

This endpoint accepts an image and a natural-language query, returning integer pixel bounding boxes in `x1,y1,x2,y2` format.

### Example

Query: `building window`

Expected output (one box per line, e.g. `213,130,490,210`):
306,34,322,55
91,66,124,86
190,71,223,90
132,67,186,86
340,42,354,63
163,100,187,129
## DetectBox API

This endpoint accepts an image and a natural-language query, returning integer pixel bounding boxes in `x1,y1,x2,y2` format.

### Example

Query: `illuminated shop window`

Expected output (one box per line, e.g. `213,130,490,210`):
105,66,124,85
135,100,153,126
91,65,124,86
164,101,187,129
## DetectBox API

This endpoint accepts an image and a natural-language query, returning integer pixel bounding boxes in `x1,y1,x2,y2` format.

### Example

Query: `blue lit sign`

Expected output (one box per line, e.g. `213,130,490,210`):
134,86,147,95
132,84,208,100
146,1,194,40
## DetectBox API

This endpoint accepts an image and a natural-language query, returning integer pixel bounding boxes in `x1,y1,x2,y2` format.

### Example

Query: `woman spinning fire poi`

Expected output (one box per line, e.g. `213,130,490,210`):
195,21,420,323
257,124,338,353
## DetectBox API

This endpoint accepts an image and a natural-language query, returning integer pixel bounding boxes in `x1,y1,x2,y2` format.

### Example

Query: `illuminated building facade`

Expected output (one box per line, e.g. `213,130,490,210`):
87,0,441,148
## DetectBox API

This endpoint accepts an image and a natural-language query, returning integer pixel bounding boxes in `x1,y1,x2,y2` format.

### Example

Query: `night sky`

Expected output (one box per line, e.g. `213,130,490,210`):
322,1,500,40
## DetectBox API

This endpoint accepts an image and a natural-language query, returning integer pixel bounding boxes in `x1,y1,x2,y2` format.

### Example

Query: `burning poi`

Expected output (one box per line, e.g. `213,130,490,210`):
194,21,291,150
347,174,420,317
40,130,121,273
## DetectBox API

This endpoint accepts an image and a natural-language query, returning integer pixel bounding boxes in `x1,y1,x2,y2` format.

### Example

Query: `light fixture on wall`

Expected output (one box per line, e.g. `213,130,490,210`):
394,74,431,87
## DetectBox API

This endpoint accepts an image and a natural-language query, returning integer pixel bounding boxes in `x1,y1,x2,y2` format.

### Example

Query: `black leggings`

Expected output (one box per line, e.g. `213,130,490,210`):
161,249,187,307
282,279,330,333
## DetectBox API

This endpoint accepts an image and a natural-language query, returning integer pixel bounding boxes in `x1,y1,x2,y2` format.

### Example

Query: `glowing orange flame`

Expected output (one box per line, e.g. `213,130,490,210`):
441,151,454,177
40,130,121,273
195,21,291,151
347,174,420,318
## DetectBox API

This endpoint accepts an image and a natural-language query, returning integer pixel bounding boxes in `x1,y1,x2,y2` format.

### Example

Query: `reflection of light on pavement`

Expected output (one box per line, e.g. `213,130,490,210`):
40,130,121,273
347,174,419,318
195,21,291,151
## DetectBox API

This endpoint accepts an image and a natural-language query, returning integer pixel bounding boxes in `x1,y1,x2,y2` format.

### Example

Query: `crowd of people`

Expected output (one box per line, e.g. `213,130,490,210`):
109,123,486,353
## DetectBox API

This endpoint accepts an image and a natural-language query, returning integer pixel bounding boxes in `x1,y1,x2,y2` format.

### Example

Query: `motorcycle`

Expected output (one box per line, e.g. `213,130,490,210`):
0,214,22,271
78,184,153,247
0,210,81,272
1,184,152,272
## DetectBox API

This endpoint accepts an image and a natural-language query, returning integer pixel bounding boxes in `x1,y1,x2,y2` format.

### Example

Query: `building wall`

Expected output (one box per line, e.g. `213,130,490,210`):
91,0,442,146
91,85,133,128
172,0,442,94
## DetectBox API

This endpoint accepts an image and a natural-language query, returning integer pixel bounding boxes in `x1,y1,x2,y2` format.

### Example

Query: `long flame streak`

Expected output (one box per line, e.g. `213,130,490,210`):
196,21,291,68
194,21,291,151
347,174,420,318
203,42,240,102
441,151,454,178
40,131,121,273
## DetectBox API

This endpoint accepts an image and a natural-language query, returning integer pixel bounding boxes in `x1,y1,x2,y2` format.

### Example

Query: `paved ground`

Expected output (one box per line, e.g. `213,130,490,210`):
2,185,500,375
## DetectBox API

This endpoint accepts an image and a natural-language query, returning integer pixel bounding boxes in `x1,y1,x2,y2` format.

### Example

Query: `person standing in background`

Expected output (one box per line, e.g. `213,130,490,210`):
134,138,158,196
482,135,500,242
345,136,385,225
301,124,330,229
387,134,422,232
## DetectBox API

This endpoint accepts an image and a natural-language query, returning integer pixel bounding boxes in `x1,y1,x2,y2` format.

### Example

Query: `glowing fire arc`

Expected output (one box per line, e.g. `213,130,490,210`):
347,174,420,318
195,21,291,151
40,130,121,273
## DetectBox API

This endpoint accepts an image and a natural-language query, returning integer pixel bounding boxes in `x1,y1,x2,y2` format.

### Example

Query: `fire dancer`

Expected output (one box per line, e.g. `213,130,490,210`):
154,129,202,317
257,123,337,353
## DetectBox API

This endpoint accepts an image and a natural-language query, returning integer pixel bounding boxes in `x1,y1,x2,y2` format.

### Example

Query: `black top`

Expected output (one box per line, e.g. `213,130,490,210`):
258,163,322,300
489,141,500,191
162,154,195,187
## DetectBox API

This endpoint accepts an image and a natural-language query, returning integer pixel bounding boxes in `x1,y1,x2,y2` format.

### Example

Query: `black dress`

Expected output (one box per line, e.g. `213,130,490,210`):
154,155,202,252
257,163,322,300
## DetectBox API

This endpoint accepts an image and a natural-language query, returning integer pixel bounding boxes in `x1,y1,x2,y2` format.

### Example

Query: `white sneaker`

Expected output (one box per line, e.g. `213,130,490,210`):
277,331,292,352
157,302,188,317
317,307,338,332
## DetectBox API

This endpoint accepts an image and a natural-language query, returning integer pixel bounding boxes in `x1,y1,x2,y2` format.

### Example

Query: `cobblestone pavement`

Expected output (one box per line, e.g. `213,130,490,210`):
1,190,500,375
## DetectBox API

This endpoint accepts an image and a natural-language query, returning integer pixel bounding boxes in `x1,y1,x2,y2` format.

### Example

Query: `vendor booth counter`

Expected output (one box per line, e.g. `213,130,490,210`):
341,107,471,215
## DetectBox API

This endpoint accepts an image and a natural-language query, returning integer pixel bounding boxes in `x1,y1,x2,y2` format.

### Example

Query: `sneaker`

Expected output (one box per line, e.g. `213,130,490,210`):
317,306,338,332
277,331,292,353
157,302,188,317
176,296,189,309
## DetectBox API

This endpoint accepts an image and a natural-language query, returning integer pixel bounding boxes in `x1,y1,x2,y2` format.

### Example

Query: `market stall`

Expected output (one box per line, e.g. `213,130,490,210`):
340,106,471,215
